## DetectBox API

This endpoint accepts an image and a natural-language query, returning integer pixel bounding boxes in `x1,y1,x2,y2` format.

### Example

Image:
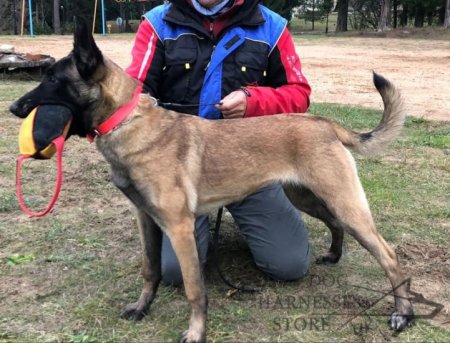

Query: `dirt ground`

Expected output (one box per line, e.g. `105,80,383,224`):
1,34,449,121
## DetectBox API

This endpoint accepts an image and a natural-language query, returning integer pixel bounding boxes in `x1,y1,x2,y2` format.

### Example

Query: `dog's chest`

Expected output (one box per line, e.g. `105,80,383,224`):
95,137,129,173
96,136,119,159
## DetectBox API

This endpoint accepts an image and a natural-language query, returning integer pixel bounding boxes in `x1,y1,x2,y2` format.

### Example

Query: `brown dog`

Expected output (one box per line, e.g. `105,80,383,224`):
10,20,414,342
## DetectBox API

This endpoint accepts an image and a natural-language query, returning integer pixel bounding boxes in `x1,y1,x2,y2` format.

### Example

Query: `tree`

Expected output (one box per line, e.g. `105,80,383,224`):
347,0,448,30
393,0,398,28
335,0,349,32
378,0,391,31
445,0,450,28
53,0,61,34
398,0,445,28
297,0,321,30
319,0,334,33
351,0,382,30
262,0,300,21
413,1,425,27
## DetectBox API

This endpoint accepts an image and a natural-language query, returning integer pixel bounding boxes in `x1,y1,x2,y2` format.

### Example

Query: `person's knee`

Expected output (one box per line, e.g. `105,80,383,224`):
258,244,312,281
161,260,183,286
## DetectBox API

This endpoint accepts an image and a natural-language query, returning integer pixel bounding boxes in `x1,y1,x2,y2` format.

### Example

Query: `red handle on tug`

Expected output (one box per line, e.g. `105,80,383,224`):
16,135,65,217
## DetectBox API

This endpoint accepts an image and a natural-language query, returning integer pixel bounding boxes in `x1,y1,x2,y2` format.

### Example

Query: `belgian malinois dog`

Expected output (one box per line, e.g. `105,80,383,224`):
10,20,414,342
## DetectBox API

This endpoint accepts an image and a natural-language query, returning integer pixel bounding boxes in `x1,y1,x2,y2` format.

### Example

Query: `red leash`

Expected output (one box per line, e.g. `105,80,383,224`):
16,135,65,218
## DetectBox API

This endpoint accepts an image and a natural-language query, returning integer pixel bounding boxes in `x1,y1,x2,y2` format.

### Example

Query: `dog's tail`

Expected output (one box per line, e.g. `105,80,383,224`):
331,72,405,155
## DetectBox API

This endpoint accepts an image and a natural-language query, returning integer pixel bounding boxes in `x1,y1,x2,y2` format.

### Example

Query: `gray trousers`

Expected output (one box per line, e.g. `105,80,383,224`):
161,183,311,286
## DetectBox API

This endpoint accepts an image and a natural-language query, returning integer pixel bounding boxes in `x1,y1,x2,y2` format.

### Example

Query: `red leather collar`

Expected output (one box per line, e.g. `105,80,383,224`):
87,84,143,142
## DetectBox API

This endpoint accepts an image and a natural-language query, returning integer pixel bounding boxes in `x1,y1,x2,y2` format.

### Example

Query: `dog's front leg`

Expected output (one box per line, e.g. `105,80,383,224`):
164,214,207,343
112,174,162,320
120,208,162,321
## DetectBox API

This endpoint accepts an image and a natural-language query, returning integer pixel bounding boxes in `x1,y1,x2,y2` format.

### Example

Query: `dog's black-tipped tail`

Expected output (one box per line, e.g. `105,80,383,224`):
331,72,406,156
373,70,390,92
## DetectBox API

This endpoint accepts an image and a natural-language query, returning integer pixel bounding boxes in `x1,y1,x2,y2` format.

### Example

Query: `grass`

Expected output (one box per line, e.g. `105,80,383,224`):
1,82,449,342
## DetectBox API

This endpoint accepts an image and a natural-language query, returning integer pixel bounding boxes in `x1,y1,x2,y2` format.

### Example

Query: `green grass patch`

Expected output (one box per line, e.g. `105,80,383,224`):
0,191,20,213
6,253,35,266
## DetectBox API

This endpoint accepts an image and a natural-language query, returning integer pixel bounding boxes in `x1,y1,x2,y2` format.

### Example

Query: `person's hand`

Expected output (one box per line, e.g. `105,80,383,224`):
215,90,247,119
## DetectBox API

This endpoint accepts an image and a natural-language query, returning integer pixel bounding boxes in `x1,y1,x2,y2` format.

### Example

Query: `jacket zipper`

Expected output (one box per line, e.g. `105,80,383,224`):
209,21,214,40
205,44,216,71
205,21,216,71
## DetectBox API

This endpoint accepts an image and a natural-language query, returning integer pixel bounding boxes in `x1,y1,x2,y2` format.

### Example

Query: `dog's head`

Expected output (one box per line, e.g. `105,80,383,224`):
9,18,106,137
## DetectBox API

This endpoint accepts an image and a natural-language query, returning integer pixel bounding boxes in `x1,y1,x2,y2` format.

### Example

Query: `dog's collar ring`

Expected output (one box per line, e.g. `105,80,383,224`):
148,95,159,107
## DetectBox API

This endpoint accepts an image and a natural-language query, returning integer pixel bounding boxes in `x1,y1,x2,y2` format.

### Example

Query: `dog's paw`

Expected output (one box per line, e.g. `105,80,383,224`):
315,253,340,265
389,311,414,331
119,302,148,321
179,329,206,343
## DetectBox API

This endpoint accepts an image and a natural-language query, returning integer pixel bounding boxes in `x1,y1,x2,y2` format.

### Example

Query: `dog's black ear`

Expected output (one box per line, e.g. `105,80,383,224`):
73,17,104,80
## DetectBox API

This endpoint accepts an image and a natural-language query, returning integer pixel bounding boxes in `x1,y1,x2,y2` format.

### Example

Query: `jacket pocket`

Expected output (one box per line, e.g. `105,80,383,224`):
234,50,268,87
162,47,198,103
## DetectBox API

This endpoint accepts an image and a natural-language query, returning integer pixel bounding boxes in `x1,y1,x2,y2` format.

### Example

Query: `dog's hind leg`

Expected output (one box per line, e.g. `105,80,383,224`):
317,222,344,265
333,207,414,330
120,208,162,321
284,185,344,264
302,148,414,331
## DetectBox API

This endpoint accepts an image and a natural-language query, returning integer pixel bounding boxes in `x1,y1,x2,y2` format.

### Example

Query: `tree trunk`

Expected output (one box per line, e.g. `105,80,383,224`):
393,0,398,28
53,0,61,34
445,0,450,28
400,3,408,27
378,0,391,31
35,1,39,32
13,0,18,34
414,4,425,28
124,4,133,32
426,11,433,26
312,0,315,31
335,0,348,32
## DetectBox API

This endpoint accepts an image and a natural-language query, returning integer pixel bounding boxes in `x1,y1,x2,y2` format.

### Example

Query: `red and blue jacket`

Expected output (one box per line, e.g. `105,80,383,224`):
126,0,311,119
